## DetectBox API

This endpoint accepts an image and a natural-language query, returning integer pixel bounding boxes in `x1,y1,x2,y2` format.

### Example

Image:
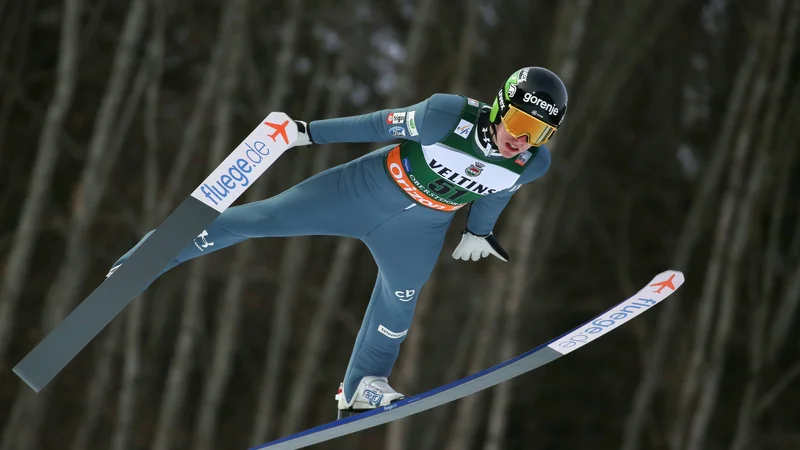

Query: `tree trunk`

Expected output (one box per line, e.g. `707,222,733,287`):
229,0,305,444
620,10,772,449
386,0,437,107
69,320,123,450
767,107,800,357
754,362,800,430
768,229,800,356
768,224,800,352
728,197,777,450
419,291,482,450
0,0,37,161
111,1,170,446
29,36,151,450
1,1,148,449
190,252,248,450
106,59,157,450
482,196,542,450
729,6,799,447
108,299,143,450
187,3,249,450
155,1,235,218
444,266,509,450
546,0,593,90
149,262,206,450
0,0,82,365
447,0,480,95
669,3,784,447
764,77,800,359
279,238,359,437
685,130,770,450
149,4,247,450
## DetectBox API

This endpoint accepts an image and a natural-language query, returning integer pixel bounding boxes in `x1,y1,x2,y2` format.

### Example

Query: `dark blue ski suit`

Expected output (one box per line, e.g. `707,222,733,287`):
111,93,551,403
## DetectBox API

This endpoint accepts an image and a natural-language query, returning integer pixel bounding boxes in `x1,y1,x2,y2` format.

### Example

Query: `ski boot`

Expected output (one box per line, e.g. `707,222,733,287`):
335,376,405,419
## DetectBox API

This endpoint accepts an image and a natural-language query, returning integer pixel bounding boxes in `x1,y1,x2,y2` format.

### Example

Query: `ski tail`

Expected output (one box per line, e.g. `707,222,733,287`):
14,113,298,392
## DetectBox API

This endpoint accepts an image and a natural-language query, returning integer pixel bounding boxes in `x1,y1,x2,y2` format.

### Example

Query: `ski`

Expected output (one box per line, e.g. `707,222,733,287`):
13,113,298,392
253,270,685,450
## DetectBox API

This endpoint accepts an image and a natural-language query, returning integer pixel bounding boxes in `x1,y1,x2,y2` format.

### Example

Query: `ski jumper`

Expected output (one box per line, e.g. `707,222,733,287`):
110,93,551,403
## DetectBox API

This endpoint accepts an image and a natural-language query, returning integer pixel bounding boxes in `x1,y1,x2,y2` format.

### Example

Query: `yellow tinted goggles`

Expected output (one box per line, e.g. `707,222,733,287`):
501,105,557,146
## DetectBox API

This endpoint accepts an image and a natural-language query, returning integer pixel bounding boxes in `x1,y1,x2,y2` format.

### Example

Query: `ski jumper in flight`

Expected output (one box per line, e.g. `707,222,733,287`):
110,66,569,412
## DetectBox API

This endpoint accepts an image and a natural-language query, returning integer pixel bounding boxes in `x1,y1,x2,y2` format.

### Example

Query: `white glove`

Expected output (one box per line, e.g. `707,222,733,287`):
452,229,509,262
294,120,313,147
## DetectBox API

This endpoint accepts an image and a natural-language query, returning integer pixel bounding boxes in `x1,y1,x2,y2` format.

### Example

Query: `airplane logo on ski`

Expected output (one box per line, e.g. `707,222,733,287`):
264,120,291,144
650,273,677,294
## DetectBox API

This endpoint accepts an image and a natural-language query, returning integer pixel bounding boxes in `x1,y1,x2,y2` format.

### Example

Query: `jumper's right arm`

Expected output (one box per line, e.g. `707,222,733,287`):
307,93,464,146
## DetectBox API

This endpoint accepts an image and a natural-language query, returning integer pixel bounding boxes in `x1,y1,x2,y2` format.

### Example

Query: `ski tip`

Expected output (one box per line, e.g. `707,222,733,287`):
12,365,44,393
262,111,299,143
646,270,685,296
656,269,684,281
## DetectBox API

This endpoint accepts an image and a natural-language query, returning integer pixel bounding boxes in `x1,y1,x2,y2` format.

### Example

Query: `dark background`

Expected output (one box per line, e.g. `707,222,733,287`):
0,0,799,449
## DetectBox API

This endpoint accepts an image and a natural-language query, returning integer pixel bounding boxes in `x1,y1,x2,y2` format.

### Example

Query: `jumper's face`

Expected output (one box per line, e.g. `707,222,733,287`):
493,122,532,158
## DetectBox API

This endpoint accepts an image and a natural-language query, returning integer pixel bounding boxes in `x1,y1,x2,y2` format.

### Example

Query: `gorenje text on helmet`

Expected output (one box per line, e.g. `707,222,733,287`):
522,92,559,116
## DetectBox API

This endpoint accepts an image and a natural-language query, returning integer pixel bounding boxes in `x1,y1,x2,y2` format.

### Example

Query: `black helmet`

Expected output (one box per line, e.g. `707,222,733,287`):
489,67,568,146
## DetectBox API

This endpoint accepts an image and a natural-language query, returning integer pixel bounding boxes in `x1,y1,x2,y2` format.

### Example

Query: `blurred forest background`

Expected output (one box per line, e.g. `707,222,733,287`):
0,0,799,449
